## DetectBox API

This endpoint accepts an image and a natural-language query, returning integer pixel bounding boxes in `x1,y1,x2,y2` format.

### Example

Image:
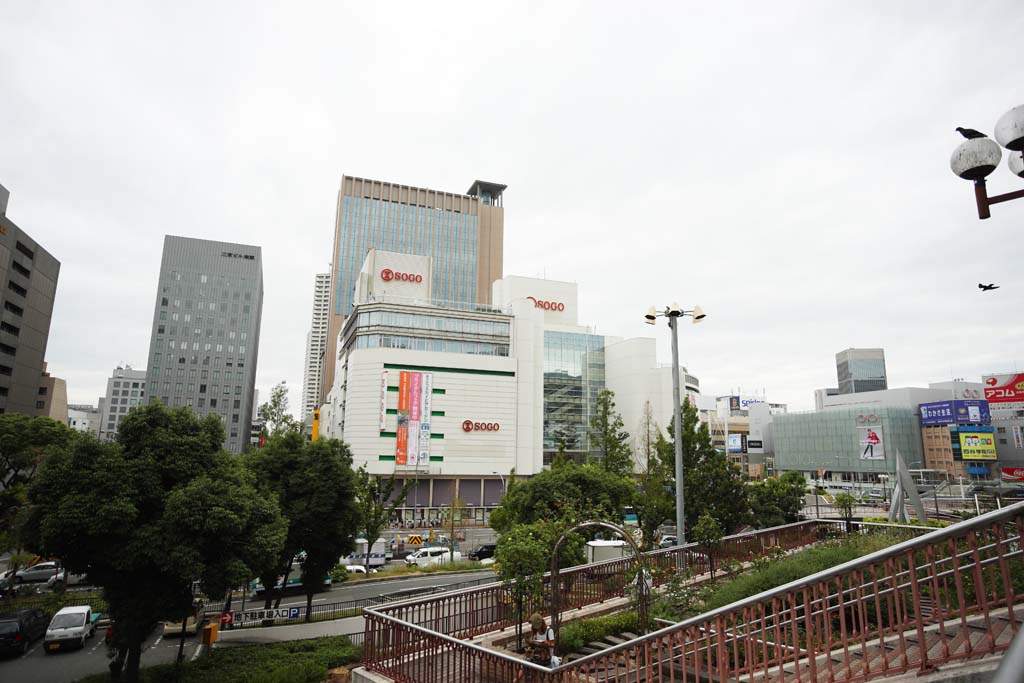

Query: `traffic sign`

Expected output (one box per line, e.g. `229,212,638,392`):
407,534,423,545
220,611,233,626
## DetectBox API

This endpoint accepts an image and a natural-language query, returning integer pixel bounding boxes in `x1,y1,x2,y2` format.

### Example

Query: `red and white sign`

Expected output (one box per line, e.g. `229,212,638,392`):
1001,467,1024,483
381,268,423,283
527,296,565,312
220,611,234,626
984,373,1024,403
462,420,500,432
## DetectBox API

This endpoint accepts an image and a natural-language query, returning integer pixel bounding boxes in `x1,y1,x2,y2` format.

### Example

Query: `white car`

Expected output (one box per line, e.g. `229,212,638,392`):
45,571,88,591
44,605,96,653
404,548,461,568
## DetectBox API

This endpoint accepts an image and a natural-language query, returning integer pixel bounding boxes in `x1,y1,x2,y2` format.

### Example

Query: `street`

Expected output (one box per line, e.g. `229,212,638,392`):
0,568,496,682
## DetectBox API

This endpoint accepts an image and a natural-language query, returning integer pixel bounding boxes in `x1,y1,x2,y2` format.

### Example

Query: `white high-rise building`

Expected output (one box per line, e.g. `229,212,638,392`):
302,272,331,420
98,365,147,442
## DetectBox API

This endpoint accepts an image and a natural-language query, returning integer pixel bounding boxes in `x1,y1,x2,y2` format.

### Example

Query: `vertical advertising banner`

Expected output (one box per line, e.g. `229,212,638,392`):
419,373,432,467
858,427,885,460
407,372,421,466
379,370,389,430
395,371,410,465
1014,425,1023,450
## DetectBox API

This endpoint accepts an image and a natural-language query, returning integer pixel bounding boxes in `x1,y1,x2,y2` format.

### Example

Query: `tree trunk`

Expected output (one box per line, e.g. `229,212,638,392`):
273,566,292,609
125,640,143,683
176,618,188,663
305,590,314,623
109,647,128,679
515,597,523,651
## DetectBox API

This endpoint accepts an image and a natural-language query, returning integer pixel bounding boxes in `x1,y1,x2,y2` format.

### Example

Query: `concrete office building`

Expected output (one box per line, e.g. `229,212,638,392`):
0,184,60,416
836,348,888,394
67,403,100,436
144,236,263,453
36,362,67,423
98,365,147,442
322,176,506,407
301,272,331,421
322,250,702,522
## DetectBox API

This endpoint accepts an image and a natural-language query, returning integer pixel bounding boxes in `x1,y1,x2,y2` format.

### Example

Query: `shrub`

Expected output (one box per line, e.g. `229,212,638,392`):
557,611,639,655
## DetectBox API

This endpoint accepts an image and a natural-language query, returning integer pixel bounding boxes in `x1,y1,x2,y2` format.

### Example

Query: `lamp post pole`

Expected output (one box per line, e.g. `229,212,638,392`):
668,315,686,546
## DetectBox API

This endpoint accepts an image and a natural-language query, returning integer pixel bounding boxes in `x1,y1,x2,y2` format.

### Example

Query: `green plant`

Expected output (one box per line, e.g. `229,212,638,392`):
557,611,640,655
329,564,350,585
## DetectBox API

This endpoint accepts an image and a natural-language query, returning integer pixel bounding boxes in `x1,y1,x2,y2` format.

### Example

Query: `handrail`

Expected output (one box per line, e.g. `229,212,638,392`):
556,501,1024,671
993,622,1024,683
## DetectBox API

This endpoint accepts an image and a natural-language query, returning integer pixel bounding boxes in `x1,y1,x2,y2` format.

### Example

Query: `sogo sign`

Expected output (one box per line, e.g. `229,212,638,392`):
381,268,423,283
527,296,564,312
462,420,500,432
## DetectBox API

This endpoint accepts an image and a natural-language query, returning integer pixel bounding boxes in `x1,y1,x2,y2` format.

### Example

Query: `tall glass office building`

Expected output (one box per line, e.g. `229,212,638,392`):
836,348,888,394
543,331,606,464
323,176,506,405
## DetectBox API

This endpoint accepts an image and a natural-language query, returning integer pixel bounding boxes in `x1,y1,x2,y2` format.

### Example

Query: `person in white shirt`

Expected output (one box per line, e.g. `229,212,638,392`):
526,613,555,666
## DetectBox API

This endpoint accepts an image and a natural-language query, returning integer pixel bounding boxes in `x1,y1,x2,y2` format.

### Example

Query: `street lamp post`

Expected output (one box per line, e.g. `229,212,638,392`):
950,104,1024,219
645,302,706,547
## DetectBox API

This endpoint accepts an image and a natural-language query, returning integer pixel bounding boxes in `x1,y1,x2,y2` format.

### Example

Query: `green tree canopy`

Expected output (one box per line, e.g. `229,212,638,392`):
494,523,549,651
749,471,807,528
590,389,633,477
258,381,299,436
657,399,749,535
21,403,285,683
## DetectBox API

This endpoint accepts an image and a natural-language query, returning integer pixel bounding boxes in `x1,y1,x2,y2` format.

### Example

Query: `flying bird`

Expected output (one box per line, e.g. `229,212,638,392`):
979,283,1000,292
957,127,987,139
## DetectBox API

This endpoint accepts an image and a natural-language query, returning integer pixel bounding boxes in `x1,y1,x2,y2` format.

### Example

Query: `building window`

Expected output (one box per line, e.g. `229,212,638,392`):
998,427,1007,434
0,344,15,357
3,301,22,317
6,281,26,297
35,400,45,409
15,242,34,260
1000,438,1008,445
38,386,47,395
11,261,30,278
0,365,11,376
210,399,217,408
1,322,20,337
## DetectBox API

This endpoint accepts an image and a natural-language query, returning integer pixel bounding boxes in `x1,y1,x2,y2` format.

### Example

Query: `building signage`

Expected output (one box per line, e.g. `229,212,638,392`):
728,396,740,411
967,464,991,475
1002,467,1024,483
234,607,301,623
747,439,763,449
858,427,884,460
395,371,433,467
381,268,423,283
379,370,389,430
1014,425,1023,450
396,372,411,465
462,420,500,432
727,434,743,453
417,373,432,466
984,373,1024,404
958,432,997,460
919,400,991,426
856,414,880,425
526,296,565,311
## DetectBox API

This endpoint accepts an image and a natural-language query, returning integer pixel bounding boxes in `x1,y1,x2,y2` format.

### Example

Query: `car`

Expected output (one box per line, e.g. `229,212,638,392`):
659,536,678,549
345,564,368,574
404,548,461,567
161,599,207,636
14,561,62,584
45,570,88,591
0,609,47,657
467,544,496,561
44,605,97,653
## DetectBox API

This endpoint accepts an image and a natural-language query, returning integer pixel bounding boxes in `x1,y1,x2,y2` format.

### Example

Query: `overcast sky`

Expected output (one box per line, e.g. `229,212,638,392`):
2,1,1022,414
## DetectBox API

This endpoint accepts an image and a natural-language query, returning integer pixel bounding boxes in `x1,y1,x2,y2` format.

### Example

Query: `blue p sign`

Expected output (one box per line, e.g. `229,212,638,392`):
289,607,299,619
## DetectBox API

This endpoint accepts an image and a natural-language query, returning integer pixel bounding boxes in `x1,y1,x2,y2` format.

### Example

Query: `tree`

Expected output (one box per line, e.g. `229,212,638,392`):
494,524,548,651
692,513,724,578
21,403,285,683
258,381,299,436
657,399,750,535
490,460,633,536
749,471,808,528
631,402,673,551
288,439,359,622
590,389,632,477
834,493,856,534
0,415,73,553
353,467,411,570
443,495,465,562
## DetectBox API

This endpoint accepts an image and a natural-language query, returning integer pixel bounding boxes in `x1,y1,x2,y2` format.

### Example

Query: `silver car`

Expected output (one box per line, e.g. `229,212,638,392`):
15,562,61,584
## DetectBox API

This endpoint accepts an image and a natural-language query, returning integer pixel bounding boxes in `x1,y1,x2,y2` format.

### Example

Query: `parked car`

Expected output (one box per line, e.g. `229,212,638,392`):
659,535,677,549
45,571,88,591
467,544,497,561
161,598,207,636
344,564,378,574
14,561,61,584
404,548,461,568
44,605,97,653
0,609,47,656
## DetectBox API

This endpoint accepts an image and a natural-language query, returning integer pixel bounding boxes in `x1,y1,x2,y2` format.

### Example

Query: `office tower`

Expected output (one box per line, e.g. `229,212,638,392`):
836,348,888,394
36,362,67,423
301,272,330,420
322,176,506,404
98,365,147,441
144,236,263,453
0,183,60,416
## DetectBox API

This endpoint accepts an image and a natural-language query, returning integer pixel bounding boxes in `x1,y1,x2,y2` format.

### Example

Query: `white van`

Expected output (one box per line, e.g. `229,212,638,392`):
44,605,96,652
404,547,462,568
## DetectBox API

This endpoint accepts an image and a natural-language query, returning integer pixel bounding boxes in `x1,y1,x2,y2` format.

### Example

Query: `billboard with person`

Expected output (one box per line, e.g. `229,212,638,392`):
858,426,884,460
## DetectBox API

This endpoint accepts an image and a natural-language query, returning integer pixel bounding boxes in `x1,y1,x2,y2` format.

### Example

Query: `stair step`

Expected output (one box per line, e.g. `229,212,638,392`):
620,631,640,640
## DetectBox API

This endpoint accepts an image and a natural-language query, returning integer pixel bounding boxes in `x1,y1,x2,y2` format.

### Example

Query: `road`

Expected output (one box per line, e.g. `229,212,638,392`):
0,568,496,682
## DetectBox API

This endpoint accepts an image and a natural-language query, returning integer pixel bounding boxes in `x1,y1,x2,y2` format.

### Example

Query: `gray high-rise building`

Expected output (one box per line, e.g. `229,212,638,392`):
0,184,60,416
98,365,147,442
301,272,330,420
836,348,888,394
144,236,263,453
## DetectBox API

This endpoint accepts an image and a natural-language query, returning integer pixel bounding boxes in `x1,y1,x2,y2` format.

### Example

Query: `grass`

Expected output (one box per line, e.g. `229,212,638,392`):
77,635,359,683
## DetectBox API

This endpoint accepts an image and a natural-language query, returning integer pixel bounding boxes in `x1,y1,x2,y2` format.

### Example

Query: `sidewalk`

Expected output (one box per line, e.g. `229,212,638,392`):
217,614,364,645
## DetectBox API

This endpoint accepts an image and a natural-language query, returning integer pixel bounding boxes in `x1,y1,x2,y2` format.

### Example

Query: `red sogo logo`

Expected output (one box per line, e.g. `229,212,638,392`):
527,296,564,311
381,268,422,283
462,420,500,432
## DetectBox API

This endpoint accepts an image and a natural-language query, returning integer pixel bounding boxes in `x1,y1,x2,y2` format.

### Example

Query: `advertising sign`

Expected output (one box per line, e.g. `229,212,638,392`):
958,432,997,460
418,373,432,466
727,434,743,453
858,427,885,460
747,402,770,454
379,370,389,430
920,400,990,426
728,396,740,412
919,401,954,426
1014,425,1023,450
984,373,1024,406
396,371,410,465
1001,467,1024,483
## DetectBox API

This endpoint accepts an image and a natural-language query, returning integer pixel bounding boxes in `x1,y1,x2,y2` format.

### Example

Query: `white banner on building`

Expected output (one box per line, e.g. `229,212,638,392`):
418,373,432,466
379,370,389,430
858,426,885,460
1014,425,1023,450
408,420,420,466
